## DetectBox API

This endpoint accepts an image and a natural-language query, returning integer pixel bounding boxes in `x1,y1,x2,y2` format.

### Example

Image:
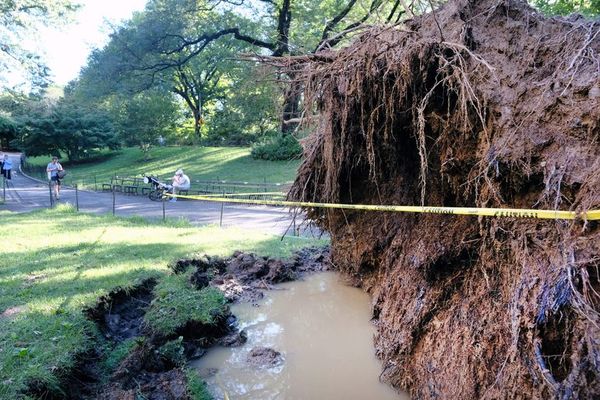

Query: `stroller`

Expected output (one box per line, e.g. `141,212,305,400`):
143,175,172,201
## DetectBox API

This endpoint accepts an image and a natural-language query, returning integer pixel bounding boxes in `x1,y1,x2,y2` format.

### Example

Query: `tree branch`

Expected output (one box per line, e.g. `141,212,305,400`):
314,0,384,52
320,0,358,42
164,28,276,57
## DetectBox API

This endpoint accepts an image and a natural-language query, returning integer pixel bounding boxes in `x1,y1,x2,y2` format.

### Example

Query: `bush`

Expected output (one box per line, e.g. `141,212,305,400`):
251,134,302,161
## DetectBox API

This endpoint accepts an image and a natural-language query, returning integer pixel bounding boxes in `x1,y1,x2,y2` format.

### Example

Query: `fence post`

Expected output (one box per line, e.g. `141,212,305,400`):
162,198,166,222
48,181,54,208
112,188,116,216
2,176,5,203
75,184,79,212
219,191,225,227
293,213,297,236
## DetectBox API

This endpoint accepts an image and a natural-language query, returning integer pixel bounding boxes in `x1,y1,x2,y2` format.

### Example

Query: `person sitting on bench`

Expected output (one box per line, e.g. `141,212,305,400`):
170,169,190,202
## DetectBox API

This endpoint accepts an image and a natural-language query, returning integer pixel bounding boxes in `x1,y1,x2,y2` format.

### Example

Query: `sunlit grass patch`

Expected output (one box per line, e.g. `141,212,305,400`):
0,207,328,397
26,146,302,189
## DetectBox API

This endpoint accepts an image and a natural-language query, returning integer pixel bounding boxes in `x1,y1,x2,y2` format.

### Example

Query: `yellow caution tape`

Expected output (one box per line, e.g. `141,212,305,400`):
198,191,285,197
165,193,600,221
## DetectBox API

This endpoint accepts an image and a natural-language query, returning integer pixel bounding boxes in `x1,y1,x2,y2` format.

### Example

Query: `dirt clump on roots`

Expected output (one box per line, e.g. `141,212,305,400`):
182,246,331,304
98,343,190,400
289,0,600,398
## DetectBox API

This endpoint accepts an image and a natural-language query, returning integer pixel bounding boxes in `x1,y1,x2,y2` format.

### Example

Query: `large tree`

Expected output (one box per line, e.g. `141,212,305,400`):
138,0,409,132
74,1,254,140
76,0,408,138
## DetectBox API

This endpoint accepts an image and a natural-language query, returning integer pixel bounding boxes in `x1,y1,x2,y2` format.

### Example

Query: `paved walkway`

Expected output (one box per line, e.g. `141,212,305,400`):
1,153,321,237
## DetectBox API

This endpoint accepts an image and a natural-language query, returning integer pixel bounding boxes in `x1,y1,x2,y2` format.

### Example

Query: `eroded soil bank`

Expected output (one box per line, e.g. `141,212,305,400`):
290,0,600,398
26,247,330,399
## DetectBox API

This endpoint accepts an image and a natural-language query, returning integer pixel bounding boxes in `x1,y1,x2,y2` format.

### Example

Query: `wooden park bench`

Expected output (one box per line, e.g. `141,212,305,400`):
102,176,145,195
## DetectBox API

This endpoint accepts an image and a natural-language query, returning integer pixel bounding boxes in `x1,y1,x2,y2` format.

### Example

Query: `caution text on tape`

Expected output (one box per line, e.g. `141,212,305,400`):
164,193,600,221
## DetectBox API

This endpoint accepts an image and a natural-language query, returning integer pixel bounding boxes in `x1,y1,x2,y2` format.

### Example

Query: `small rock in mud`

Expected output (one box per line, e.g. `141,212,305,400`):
246,347,284,368
219,329,248,347
185,345,207,360
214,278,246,302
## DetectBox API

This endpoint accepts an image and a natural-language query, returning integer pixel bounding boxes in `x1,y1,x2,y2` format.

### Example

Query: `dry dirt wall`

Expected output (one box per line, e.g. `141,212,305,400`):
291,0,599,398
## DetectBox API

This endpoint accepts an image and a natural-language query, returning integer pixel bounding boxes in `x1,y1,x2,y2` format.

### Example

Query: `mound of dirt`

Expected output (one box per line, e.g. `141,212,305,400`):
290,0,599,398
185,247,331,303
99,343,189,400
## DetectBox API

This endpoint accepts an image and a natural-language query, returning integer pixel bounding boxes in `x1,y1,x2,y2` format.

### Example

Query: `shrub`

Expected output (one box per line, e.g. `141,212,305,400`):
251,134,302,161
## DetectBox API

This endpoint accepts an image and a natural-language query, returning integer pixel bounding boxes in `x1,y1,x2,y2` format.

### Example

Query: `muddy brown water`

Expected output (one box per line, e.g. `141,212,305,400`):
193,272,407,399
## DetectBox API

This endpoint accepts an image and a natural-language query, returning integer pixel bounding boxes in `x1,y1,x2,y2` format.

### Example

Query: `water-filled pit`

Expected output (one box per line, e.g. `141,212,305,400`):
193,272,407,399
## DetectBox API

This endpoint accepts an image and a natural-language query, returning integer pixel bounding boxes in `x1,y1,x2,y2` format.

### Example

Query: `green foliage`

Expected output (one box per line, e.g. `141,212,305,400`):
158,337,186,366
205,65,280,144
529,0,600,16
144,272,228,337
68,0,407,147
186,368,213,400
101,338,138,374
14,101,119,161
0,114,17,149
251,134,303,161
113,90,181,147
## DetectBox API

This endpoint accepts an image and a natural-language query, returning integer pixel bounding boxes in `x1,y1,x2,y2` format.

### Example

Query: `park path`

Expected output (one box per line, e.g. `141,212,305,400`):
1,153,320,237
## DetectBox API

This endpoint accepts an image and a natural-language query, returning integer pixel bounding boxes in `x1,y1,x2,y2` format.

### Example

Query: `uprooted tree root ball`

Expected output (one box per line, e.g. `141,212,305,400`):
289,0,599,398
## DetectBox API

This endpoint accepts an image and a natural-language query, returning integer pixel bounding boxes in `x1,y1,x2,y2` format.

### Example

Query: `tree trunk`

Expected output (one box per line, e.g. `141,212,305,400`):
280,73,302,134
193,109,202,145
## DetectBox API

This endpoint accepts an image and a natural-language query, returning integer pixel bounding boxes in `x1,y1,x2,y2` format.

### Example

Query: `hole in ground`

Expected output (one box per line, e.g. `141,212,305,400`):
85,278,157,342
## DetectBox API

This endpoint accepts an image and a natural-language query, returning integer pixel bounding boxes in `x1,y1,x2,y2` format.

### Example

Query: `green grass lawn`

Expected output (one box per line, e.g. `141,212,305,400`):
0,206,327,398
25,146,301,189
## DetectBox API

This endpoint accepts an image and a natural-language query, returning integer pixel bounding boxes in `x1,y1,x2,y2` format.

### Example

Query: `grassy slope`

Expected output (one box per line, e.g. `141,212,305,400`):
0,206,326,398
26,147,301,187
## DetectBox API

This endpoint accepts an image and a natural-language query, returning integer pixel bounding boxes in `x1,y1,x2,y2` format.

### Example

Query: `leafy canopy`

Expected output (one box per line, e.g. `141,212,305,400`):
14,101,119,161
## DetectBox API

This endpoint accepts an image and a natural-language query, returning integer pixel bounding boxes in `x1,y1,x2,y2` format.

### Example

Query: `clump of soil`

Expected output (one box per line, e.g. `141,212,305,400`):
98,343,189,400
246,347,284,368
289,0,599,398
186,246,331,303
25,350,101,400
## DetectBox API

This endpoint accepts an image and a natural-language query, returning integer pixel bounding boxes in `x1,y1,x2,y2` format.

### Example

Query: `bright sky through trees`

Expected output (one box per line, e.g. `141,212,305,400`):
41,0,147,86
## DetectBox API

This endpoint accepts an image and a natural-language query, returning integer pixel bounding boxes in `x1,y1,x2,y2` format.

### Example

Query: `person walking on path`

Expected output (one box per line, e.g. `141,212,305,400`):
170,169,190,202
46,156,63,200
2,154,12,180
